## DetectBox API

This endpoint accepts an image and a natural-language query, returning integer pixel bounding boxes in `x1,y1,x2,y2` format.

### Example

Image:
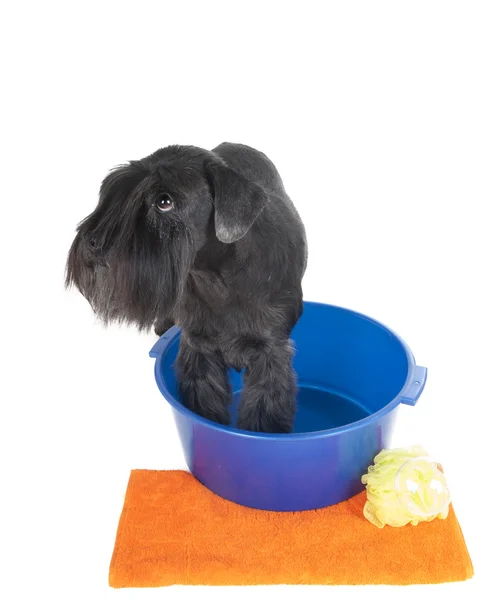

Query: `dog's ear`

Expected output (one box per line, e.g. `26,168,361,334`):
206,161,269,243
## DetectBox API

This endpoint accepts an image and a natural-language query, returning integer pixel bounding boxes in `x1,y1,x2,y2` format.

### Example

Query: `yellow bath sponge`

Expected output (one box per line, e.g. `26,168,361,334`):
361,446,450,528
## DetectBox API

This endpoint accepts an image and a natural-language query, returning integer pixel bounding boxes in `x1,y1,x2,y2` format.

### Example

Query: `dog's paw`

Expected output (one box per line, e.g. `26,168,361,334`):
237,411,294,434
182,388,231,426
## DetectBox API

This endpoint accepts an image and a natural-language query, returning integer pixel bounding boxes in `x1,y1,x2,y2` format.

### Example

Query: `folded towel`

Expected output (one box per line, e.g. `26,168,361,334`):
109,470,473,587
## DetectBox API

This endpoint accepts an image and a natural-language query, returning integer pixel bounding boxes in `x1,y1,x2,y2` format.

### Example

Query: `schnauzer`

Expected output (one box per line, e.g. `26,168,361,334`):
66,143,307,433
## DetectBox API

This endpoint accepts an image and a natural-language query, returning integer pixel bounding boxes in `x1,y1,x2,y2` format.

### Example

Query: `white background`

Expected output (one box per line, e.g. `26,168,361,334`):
1,1,478,598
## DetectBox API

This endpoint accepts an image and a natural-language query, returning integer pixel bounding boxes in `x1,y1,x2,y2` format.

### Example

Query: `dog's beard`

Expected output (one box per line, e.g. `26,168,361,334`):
66,223,194,331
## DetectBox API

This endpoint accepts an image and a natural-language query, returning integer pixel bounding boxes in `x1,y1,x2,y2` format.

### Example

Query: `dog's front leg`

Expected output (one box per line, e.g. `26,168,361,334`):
176,338,232,425
237,338,296,433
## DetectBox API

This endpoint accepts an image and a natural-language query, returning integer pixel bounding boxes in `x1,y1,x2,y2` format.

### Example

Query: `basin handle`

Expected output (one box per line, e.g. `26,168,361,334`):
149,326,181,358
400,366,428,406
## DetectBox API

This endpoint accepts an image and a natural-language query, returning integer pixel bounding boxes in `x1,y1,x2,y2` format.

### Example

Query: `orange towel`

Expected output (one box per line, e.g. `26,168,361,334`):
109,470,473,587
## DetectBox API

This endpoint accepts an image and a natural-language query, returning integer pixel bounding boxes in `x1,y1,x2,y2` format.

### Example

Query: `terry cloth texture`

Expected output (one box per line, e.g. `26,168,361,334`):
109,470,473,587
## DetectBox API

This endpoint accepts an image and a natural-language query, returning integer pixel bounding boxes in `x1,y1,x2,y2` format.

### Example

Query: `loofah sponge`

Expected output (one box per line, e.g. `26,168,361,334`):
361,445,450,528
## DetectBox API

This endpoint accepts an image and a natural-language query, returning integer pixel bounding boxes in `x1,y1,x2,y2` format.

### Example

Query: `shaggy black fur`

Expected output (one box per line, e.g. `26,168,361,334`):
66,143,307,433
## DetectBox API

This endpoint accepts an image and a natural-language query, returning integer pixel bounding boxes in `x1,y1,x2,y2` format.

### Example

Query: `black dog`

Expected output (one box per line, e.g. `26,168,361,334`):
66,143,307,433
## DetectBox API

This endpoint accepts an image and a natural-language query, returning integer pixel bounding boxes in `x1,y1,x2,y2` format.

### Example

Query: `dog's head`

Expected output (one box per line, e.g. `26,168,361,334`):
66,145,269,329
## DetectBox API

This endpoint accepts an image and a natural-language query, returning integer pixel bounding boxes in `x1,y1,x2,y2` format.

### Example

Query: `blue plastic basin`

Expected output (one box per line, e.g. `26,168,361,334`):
150,302,427,511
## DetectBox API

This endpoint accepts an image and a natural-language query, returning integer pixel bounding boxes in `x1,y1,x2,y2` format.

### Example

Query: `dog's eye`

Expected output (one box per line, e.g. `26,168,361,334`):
156,193,174,212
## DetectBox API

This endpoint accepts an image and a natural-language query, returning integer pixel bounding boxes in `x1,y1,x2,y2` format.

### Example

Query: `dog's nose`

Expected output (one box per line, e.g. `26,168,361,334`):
86,233,102,253
84,233,109,266
88,236,98,250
